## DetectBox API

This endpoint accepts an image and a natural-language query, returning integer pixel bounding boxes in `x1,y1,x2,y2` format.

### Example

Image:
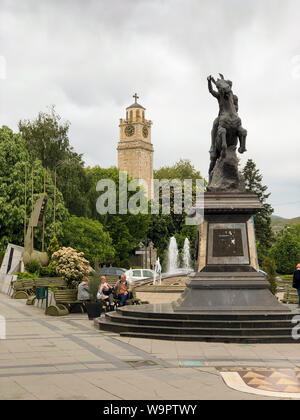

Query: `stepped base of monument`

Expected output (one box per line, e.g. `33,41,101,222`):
173,271,289,313
95,303,299,343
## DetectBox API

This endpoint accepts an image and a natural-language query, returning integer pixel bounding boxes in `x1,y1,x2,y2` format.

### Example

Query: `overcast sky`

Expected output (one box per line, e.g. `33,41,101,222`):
0,0,299,218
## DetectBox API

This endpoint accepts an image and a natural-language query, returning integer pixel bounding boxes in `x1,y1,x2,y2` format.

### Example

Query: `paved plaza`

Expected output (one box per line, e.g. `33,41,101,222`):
0,292,300,400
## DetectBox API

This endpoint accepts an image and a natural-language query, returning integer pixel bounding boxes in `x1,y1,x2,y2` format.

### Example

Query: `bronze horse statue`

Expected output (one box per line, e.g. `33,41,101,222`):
207,74,247,184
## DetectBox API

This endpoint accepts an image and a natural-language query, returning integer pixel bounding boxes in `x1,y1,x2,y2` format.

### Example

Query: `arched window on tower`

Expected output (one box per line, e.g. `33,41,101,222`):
129,110,133,121
126,111,128,120
142,111,145,121
136,110,140,121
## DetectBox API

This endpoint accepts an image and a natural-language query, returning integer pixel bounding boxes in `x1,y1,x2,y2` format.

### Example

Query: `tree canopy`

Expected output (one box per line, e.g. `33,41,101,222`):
18,106,71,170
269,227,300,274
85,166,150,267
148,159,205,265
154,158,205,182
0,125,69,251
62,216,115,266
19,106,90,217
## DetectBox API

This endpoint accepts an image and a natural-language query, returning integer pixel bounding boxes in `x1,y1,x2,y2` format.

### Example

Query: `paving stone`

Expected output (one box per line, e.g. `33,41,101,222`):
1,292,299,400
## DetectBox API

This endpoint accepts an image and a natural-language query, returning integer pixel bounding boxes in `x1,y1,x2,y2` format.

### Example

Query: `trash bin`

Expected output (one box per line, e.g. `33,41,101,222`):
36,287,46,300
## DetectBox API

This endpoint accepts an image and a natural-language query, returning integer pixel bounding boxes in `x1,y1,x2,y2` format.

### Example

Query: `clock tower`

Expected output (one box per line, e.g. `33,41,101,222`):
117,94,154,199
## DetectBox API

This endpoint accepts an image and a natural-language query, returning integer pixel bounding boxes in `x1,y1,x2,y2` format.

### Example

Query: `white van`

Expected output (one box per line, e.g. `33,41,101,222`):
125,269,154,282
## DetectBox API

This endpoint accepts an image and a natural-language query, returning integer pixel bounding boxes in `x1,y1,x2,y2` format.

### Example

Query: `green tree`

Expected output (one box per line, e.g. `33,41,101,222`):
18,106,71,170
154,158,205,182
47,237,61,257
88,262,101,302
269,228,300,274
242,159,274,264
62,216,115,266
85,166,150,267
262,256,277,295
147,214,175,259
0,125,69,251
148,159,205,265
18,106,90,217
56,156,91,217
290,223,300,238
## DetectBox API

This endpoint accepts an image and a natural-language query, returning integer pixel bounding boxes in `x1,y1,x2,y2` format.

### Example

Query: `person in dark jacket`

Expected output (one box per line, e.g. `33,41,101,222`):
292,264,300,307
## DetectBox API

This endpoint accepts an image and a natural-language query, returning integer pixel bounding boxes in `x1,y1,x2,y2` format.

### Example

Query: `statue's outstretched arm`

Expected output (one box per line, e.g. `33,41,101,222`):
207,76,219,99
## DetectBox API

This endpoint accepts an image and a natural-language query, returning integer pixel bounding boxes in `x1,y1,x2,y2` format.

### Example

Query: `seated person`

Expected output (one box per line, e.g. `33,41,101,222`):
114,274,132,306
97,276,114,309
77,277,89,301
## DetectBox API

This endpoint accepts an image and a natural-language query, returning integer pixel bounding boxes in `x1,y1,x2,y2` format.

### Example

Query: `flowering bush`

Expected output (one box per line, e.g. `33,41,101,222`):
51,247,89,288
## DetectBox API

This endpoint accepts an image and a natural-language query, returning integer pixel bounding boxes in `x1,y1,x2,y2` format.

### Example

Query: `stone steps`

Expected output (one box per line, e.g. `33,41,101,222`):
106,311,294,329
115,304,294,320
94,303,299,344
118,331,298,344
97,317,294,337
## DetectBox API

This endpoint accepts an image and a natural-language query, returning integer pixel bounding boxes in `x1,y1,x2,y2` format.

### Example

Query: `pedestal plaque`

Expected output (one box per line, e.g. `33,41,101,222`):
174,193,290,313
208,223,249,265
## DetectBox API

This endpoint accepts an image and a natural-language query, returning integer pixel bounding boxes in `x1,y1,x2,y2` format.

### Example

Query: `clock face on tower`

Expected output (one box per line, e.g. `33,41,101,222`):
125,124,135,137
142,126,148,138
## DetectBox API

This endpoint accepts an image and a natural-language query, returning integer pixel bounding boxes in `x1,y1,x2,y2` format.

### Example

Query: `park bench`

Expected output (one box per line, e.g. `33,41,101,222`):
26,277,67,306
97,278,142,309
12,279,35,299
45,289,85,316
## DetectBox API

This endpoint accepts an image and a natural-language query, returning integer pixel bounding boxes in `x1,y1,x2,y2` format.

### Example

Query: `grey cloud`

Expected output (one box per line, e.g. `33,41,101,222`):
0,0,299,218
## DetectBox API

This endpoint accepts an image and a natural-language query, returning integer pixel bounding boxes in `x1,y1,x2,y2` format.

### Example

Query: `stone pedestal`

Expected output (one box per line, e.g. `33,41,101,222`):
174,192,290,313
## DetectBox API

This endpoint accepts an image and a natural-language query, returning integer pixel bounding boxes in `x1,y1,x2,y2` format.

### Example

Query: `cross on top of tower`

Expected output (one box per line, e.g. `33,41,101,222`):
126,93,145,110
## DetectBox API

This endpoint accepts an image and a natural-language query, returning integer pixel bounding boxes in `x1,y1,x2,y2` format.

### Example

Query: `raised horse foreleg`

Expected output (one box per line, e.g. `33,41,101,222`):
237,126,247,154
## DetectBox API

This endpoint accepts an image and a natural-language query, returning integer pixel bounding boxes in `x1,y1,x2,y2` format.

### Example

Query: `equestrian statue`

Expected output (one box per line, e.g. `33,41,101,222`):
207,74,247,191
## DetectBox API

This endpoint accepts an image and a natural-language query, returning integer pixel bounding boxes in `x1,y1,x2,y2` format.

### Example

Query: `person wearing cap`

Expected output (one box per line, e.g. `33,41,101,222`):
114,274,132,306
292,264,300,307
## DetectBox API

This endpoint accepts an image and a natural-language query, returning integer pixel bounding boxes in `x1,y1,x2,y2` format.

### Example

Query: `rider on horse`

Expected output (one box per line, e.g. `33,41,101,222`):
207,74,247,184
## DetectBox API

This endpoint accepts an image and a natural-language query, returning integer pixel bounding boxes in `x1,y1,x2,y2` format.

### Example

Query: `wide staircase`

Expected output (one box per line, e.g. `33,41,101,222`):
95,303,300,344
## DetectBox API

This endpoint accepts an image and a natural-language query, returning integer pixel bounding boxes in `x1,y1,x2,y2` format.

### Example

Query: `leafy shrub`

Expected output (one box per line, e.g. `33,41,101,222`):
39,264,57,277
262,257,277,295
14,271,38,280
51,247,89,288
47,237,61,258
88,262,101,302
25,259,41,275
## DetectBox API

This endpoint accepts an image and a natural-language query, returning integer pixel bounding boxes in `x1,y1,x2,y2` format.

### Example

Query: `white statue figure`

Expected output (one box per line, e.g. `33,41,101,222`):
153,258,162,285
127,267,133,283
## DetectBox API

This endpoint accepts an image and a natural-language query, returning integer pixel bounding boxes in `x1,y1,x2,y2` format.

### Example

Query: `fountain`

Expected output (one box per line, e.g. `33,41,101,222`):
182,238,192,270
164,236,193,277
166,236,179,274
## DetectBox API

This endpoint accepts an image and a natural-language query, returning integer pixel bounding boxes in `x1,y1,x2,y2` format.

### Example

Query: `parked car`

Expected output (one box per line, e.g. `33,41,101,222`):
125,268,155,282
101,267,126,276
100,267,127,284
